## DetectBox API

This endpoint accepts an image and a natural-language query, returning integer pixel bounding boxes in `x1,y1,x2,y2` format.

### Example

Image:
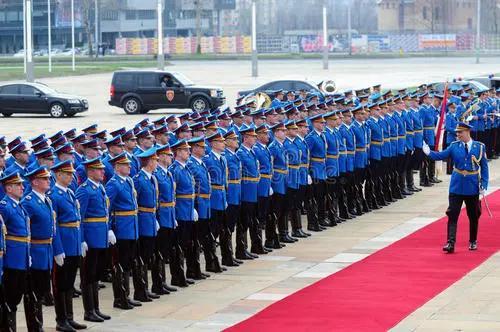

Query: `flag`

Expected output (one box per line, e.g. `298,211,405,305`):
434,83,448,151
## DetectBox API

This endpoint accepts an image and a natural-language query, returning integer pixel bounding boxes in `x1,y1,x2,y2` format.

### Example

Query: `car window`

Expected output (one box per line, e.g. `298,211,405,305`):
269,81,293,91
138,73,159,88
114,73,136,88
294,81,314,92
19,85,38,96
0,85,19,95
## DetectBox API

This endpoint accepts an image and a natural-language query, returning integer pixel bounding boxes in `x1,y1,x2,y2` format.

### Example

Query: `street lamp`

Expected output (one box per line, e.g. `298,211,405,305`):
251,0,257,77
48,0,52,72
26,0,34,82
71,0,75,71
322,1,328,70
476,0,481,64
157,0,164,70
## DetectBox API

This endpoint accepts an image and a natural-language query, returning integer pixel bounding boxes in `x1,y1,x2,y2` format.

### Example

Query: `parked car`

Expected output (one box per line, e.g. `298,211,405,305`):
430,80,490,93
237,79,334,101
463,76,500,90
0,82,89,118
108,70,225,114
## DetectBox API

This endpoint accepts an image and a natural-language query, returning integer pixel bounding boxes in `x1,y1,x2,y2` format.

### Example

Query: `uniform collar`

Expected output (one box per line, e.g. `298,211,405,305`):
7,195,20,205
191,155,203,165
211,150,222,160
55,183,68,192
158,164,169,173
141,168,152,179
88,178,100,188
32,189,46,202
175,159,186,168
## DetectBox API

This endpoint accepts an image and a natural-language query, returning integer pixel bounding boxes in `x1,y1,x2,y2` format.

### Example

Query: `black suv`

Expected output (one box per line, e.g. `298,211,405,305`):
108,70,225,114
0,82,88,118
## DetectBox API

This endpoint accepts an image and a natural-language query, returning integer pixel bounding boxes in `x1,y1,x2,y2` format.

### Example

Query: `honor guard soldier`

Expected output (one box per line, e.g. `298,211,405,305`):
22,166,63,331
379,101,397,203
0,148,6,198
339,109,359,216
351,105,371,213
75,139,102,185
0,172,30,331
102,135,125,184
169,140,197,287
408,94,424,193
423,122,489,253
366,104,386,208
203,133,229,273
305,114,329,230
420,93,440,186
153,145,180,293
71,133,87,168
293,119,312,236
283,121,306,238
269,122,295,244
222,130,244,266
105,153,140,310
186,137,211,279
122,130,140,178
5,141,30,180
76,157,112,323
49,161,87,331
394,97,412,196
4,136,22,169
236,128,260,260
134,147,162,301
253,125,276,251
324,112,341,226
54,143,79,193
386,99,404,200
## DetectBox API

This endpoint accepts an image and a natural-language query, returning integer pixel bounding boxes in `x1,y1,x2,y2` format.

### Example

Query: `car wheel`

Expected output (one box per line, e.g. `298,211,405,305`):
123,97,142,115
2,112,12,117
49,103,65,118
190,96,209,112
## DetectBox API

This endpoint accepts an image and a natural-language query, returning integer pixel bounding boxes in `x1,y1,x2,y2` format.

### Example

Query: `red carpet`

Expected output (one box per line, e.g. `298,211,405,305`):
226,190,500,332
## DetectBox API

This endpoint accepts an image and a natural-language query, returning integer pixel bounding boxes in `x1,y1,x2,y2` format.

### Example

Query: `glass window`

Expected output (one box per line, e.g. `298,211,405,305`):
114,73,135,88
138,10,156,20
0,85,19,95
294,82,314,91
125,10,137,20
19,85,37,96
138,74,159,87
6,11,18,22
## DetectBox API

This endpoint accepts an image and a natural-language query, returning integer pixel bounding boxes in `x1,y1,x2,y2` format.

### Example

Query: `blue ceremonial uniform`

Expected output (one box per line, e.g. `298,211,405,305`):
22,191,62,270
169,160,195,221
73,152,85,168
223,149,241,205
268,139,288,194
294,136,310,185
403,110,414,152
76,179,109,249
48,185,82,257
187,157,211,219
305,130,327,180
420,104,437,146
155,166,176,229
351,121,368,169
237,145,259,203
445,112,459,144
0,195,30,270
133,170,159,237
386,113,398,157
393,111,407,155
339,123,355,172
126,151,140,178
76,163,88,185
367,117,383,161
428,140,488,195
203,151,228,211
410,108,424,149
283,137,300,189
324,126,339,177
253,142,272,197
106,174,139,240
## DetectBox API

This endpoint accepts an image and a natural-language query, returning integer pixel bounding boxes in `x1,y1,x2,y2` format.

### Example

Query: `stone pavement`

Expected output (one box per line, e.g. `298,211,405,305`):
14,159,497,331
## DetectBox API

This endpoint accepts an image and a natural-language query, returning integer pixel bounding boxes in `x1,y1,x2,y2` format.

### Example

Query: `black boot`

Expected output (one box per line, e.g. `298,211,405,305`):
5,307,16,332
65,291,87,329
42,288,54,306
112,264,134,309
24,292,43,332
205,234,224,273
220,228,239,267
93,282,111,320
400,173,413,196
143,263,160,299
158,255,177,292
170,245,189,287
55,291,76,332
133,258,151,302
123,271,142,307
82,283,104,322
151,253,169,295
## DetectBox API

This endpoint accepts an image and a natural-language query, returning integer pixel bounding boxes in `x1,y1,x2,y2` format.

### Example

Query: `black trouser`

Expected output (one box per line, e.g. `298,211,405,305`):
53,256,80,293
115,239,137,272
270,193,286,239
226,204,240,233
236,202,253,254
177,220,201,277
445,194,482,244
282,188,297,234
221,204,239,263
138,236,155,266
325,177,339,220
25,268,51,330
81,248,107,285
293,185,307,231
312,180,326,223
158,227,185,284
3,268,27,312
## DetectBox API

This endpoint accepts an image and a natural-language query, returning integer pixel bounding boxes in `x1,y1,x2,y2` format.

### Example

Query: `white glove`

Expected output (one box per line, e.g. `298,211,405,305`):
108,230,117,245
269,187,274,196
174,219,178,228
480,187,486,196
422,142,431,155
193,209,199,222
307,175,313,185
54,254,65,267
81,242,88,257
29,256,32,267
466,115,474,122
156,221,160,231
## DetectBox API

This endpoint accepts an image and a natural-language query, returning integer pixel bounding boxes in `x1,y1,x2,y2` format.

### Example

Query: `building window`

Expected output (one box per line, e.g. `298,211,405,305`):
137,10,156,20
125,10,137,20
0,12,5,22
102,10,118,21
423,6,428,20
434,6,440,20
6,11,18,22
468,18,473,29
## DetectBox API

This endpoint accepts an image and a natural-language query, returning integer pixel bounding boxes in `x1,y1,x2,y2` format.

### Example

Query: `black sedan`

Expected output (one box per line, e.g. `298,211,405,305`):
0,82,89,118
237,79,328,100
